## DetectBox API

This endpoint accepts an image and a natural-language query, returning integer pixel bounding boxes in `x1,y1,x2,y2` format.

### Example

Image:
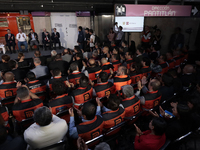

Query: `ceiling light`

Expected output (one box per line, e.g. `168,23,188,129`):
41,5,43,7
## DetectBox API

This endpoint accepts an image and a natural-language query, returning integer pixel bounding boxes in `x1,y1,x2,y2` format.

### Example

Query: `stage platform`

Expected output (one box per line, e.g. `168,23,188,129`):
0,48,64,60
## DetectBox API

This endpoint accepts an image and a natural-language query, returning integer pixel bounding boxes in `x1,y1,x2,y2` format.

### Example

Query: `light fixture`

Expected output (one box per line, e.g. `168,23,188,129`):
51,0,53,2
41,4,43,7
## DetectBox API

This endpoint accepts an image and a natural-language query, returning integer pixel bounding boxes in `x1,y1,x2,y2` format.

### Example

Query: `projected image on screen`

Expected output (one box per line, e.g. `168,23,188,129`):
115,17,144,32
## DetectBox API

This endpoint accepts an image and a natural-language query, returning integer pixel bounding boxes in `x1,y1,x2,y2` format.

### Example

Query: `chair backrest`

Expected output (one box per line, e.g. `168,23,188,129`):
35,139,66,150
37,75,51,81
0,96,16,111
105,121,126,136
35,91,47,101
19,117,35,132
174,131,192,143
85,134,104,147
159,140,171,150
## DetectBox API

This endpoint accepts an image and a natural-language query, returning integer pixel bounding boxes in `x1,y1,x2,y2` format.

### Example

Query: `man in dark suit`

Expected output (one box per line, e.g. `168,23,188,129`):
51,28,61,50
42,28,52,50
169,27,184,50
5,29,15,54
28,29,39,50
77,26,84,50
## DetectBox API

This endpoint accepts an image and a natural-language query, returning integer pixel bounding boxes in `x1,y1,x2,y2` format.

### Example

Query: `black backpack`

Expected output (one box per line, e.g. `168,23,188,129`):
94,35,101,44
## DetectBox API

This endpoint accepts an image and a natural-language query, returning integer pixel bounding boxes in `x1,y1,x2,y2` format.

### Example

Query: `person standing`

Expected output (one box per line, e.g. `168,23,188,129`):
16,28,28,52
114,24,124,46
168,27,184,50
42,28,52,50
88,29,95,51
84,28,90,49
107,28,115,45
51,28,61,50
5,29,15,54
141,26,151,49
28,29,39,50
77,26,84,50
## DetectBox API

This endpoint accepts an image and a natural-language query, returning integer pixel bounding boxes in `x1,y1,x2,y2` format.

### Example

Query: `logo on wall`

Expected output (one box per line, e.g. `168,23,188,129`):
55,23,62,27
69,24,77,28
115,4,126,16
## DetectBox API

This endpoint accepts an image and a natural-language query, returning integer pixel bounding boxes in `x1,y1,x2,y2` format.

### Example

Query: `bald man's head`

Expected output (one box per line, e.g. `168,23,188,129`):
117,66,127,76
101,58,107,65
183,64,194,74
148,79,161,91
4,72,14,82
89,58,95,67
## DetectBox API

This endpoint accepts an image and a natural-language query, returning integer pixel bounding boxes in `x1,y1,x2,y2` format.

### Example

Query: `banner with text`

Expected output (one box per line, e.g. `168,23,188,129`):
115,4,192,17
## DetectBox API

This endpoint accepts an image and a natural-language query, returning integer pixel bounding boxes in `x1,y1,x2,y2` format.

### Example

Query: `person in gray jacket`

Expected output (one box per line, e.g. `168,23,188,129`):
30,58,49,78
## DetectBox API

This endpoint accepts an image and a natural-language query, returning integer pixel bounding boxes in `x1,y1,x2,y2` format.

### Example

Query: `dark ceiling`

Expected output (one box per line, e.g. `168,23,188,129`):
0,0,199,13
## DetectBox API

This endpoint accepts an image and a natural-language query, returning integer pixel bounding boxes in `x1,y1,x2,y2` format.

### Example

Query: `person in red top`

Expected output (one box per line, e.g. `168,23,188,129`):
114,66,131,91
12,85,43,122
111,54,121,72
134,117,167,150
0,72,17,98
141,26,151,49
68,62,85,86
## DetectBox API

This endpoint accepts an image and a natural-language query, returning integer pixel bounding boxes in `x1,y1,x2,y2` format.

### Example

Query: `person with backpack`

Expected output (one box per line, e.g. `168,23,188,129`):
88,29,95,51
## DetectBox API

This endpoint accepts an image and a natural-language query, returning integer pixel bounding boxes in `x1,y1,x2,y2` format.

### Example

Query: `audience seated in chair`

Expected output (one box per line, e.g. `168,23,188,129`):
0,125,27,150
0,54,10,72
12,85,43,122
73,76,95,109
5,29,16,54
16,28,28,52
0,72,17,98
121,85,140,118
30,58,49,78
25,72,47,95
114,66,131,91
24,106,68,149
99,94,125,130
134,117,167,150
69,101,104,141
42,28,52,50
28,29,39,50
8,59,26,81
18,52,29,68
48,80,73,116
51,28,61,50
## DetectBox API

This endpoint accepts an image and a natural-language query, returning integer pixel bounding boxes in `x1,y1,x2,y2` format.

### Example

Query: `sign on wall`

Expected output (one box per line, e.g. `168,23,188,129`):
50,12,78,49
115,4,192,17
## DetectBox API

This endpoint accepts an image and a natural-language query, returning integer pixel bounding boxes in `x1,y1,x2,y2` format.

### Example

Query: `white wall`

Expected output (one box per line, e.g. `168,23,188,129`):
50,12,78,49
33,17,52,44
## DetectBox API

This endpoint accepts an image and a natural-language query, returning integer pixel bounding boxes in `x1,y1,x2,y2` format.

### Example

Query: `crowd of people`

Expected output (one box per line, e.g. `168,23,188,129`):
0,24,199,150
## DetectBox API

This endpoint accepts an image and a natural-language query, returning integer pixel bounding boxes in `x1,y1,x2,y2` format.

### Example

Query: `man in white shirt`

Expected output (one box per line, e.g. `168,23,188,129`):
88,29,95,51
24,106,68,150
16,28,28,52
114,25,124,46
